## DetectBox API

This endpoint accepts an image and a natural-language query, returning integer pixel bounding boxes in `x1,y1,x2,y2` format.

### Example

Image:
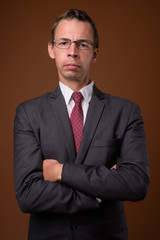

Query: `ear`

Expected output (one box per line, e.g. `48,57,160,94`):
48,43,55,59
92,48,99,63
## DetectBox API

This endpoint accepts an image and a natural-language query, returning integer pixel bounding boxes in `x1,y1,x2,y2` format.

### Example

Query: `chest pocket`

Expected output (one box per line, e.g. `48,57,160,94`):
93,138,122,148
87,138,122,168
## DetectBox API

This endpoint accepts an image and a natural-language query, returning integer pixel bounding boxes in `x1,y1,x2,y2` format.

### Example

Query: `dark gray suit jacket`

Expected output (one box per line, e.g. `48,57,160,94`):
14,85,150,240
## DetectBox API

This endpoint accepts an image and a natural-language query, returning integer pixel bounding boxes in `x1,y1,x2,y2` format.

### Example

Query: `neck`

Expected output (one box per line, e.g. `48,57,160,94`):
59,79,91,92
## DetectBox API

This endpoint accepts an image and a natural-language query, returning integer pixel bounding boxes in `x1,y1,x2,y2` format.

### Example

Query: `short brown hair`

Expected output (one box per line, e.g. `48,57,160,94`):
50,9,99,48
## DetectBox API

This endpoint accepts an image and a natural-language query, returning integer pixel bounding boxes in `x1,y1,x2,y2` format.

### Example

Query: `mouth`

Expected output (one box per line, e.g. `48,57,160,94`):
64,63,80,70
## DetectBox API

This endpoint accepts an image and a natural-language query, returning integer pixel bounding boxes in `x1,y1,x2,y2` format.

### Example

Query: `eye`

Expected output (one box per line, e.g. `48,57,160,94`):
78,41,90,49
58,40,68,46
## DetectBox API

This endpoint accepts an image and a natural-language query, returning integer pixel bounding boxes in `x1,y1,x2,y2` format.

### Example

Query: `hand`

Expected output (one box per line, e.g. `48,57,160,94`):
111,164,117,169
43,159,63,182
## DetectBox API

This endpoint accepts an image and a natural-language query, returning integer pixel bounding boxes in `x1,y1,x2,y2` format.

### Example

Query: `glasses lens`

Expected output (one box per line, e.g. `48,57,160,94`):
55,39,70,49
77,40,93,50
54,39,93,50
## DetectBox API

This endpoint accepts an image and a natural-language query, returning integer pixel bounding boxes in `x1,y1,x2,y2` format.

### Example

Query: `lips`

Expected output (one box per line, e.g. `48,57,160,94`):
64,63,80,70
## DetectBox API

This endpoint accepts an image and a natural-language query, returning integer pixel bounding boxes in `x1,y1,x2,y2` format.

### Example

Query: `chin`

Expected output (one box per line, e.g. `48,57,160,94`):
64,75,83,82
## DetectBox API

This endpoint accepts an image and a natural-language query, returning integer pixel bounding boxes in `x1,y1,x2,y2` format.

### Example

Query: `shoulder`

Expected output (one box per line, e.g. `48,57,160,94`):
16,91,54,110
94,85,138,107
21,91,53,106
14,91,55,120
93,85,141,116
105,93,136,108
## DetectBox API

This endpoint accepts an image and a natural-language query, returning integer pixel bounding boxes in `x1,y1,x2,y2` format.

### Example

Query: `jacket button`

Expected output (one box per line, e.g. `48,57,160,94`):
70,224,78,230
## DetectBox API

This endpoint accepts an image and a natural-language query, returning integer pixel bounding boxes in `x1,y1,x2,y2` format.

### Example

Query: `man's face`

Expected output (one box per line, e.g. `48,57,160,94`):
48,19,98,86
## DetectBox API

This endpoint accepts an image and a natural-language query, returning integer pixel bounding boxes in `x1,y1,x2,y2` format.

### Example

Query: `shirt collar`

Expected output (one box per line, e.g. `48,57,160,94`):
59,81,73,105
79,81,94,104
59,81,94,105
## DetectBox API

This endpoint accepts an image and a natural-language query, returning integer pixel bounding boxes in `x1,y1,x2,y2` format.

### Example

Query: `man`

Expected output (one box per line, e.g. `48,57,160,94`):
14,9,150,240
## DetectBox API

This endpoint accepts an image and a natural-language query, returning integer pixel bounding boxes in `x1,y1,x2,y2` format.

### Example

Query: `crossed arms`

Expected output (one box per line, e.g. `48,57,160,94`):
43,160,116,182
14,102,150,214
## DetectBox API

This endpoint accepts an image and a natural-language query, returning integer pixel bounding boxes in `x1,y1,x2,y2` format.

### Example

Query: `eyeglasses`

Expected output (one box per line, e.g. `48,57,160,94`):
53,38,94,50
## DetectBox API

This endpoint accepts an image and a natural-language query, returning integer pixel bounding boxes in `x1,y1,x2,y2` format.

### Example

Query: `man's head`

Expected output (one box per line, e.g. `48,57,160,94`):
48,9,99,89
50,9,99,49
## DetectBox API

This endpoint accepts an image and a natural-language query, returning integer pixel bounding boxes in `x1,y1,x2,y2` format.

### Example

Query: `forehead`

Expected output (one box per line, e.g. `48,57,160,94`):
54,19,94,41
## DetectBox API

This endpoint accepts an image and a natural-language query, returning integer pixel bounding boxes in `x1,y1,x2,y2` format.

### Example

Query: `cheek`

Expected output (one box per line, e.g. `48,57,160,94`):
54,52,65,67
83,55,94,69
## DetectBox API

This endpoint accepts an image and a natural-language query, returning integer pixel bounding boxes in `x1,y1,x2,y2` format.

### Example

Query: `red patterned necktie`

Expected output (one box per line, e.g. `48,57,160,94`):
70,92,83,153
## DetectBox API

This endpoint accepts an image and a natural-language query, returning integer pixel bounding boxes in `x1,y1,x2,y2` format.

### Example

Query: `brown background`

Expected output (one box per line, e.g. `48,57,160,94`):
0,0,159,239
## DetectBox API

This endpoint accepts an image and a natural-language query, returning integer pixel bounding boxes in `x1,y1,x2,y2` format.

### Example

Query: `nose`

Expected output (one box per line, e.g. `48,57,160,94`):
67,42,79,58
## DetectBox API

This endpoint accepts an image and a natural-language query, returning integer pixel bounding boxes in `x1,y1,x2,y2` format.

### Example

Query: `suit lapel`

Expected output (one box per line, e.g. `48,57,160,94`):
76,86,106,164
49,86,76,162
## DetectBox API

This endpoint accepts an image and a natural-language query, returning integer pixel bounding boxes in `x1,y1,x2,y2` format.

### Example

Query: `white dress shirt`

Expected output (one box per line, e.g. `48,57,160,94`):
59,81,101,203
59,81,94,125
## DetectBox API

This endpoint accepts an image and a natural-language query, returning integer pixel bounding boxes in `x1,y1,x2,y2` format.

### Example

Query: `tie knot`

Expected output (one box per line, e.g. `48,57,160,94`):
72,92,83,103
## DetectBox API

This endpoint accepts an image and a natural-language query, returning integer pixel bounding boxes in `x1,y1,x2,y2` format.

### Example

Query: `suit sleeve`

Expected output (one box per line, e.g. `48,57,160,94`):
14,104,99,214
62,103,150,201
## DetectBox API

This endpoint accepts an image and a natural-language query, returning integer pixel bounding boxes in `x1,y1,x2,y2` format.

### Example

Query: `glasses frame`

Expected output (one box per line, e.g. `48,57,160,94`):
53,38,95,50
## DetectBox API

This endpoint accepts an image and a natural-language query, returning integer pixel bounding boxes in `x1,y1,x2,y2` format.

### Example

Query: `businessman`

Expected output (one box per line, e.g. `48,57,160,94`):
14,9,150,240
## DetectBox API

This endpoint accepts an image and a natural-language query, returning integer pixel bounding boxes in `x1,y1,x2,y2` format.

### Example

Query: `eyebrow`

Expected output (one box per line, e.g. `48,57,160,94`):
57,38,92,42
